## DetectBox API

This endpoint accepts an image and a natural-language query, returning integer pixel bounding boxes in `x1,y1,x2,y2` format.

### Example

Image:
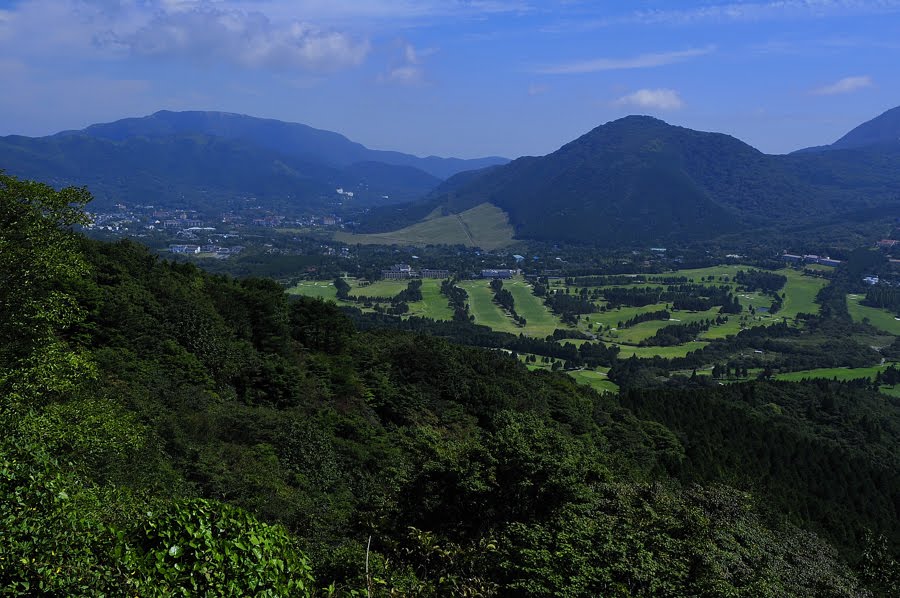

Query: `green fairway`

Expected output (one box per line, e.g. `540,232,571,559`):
775,364,894,382
665,264,747,281
778,269,827,318
459,277,563,337
407,279,453,321
459,279,519,332
334,203,515,250
350,279,409,298
567,369,619,394
287,280,339,301
504,278,564,337
614,341,708,359
289,278,453,321
847,294,900,335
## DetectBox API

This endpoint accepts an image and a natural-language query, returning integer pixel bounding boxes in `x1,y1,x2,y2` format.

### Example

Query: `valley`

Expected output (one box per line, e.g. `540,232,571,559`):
5,102,900,595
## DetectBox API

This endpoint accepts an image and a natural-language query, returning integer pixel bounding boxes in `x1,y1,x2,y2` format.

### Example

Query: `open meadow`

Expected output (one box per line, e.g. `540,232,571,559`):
288,277,455,321
847,294,900,335
459,277,563,337
289,265,831,361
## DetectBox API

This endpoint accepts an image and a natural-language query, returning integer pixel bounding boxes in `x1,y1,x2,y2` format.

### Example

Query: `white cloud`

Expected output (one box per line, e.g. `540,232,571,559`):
378,41,434,86
630,1,900,25
0,1,372,73
811,75,873,95
118,7,370,72
615,88,684,111
537,46,714,75
528,83,548,96
380,65,424,85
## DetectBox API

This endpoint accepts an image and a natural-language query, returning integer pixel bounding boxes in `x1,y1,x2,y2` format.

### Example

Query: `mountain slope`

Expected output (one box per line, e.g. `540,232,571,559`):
67,110,508,179
796,105,900,153
359,114,900,246
0,131,442,212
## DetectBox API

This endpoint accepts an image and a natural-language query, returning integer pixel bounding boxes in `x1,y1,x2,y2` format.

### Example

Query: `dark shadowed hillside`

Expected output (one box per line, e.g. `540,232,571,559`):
67,110,508,179
359,114,900,246
797,106,900,152
0,110,509,213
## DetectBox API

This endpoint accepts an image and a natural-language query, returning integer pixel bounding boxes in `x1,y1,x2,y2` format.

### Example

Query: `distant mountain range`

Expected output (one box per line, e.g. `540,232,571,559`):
796,105,900,152
3,107,900,246
357,107,900,246
0,111,508,212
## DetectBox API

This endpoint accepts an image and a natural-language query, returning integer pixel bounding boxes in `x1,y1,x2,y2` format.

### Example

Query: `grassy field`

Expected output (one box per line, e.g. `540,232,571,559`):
458,279,518,332
290,265,830,361
350,280,409,298
567,369,619,394
459,277,563,337
286,280,340,301
289,278,454,321
334,203,515,250
409,279,454,320
505,279,564,336
577,266,826,351
774,364,894,382
613,341,708,359
779,269,827,319
847,294,900,335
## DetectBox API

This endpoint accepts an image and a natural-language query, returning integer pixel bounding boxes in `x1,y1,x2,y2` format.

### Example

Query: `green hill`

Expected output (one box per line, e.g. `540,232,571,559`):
335,202,515,249
358,114,900,246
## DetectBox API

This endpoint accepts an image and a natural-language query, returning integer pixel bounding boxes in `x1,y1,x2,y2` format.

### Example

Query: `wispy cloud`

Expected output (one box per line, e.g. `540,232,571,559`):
114,7,370,72
528,83,548,96
545,0,900,32
536,46,714,75
378,41,435,86
614,88,684,111
811,75,873,95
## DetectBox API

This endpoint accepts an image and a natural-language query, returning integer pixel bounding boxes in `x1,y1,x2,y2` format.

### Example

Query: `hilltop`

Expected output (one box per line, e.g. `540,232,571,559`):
0,111,508,212
355,112,900,247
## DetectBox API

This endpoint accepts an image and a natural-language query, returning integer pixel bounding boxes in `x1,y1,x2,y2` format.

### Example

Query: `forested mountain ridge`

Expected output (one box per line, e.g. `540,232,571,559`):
0,110,508,213
797,105,900,152
67,110,509,179
1,173,898,595
358,113,900,246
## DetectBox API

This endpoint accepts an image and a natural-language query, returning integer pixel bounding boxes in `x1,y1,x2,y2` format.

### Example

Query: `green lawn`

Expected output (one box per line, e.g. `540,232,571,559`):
407,279,454,321
613,341,708,359
334,203,515,250
778,269,827,319
567,369,619,394
504,279,564,337
459,277,563,337
775,364,894,382
664,264,747,281
289,278,453,321
350,280,409,298
847,294,900,335
287,280,340,301
458,279,518,332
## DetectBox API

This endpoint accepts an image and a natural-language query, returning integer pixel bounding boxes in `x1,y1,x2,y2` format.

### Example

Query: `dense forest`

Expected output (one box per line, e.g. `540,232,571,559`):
2,174,899,595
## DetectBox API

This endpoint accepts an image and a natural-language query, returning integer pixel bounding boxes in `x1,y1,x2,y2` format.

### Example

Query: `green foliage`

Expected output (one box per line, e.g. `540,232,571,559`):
2,175,894,595
498,483,869,597
0,172,96,405
125,499,314,597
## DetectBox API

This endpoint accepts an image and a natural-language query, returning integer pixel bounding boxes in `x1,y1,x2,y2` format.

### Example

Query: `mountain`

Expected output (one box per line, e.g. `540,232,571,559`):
797,105,900,152
356,114,900,246
63,110,508,179
0,110,507,212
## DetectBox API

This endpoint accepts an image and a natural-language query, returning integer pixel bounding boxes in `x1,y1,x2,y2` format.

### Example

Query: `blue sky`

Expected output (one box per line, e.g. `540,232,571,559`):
0,1,898,158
